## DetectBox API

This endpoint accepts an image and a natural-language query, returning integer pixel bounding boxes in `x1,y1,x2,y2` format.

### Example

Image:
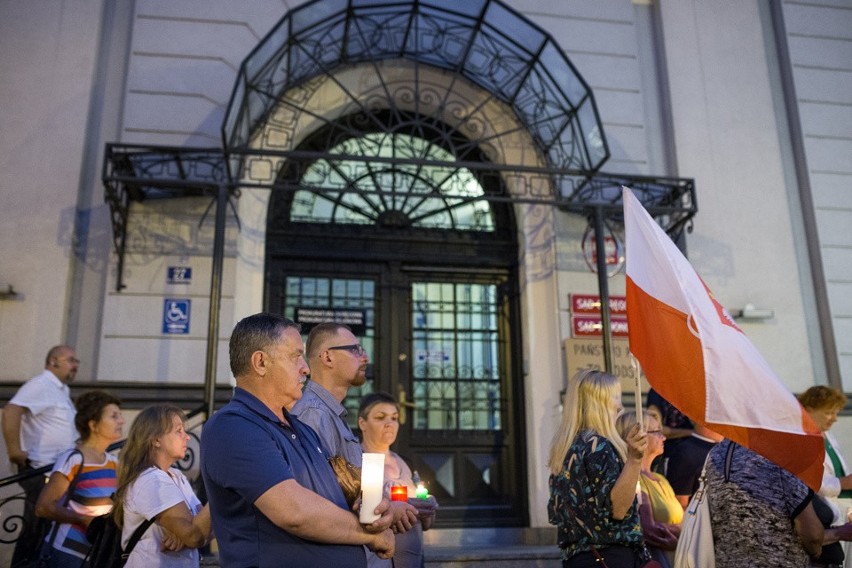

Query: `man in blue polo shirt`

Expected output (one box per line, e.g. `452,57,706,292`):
201,313,395,567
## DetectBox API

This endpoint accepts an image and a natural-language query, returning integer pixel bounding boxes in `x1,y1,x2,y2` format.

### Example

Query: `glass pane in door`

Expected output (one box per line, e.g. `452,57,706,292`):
410,282,503,432
283,276,377,426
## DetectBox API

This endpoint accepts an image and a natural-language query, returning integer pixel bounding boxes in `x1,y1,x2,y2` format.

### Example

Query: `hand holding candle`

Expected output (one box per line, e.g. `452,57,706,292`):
360,453,385,523
390,484,408,502
415,482,429,499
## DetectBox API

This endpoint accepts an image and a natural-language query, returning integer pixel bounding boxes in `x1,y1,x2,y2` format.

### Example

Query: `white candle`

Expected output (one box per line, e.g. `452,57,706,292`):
359,453,385,523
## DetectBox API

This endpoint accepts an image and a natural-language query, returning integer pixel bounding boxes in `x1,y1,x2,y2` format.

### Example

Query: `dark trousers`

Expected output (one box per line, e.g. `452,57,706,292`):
563,545,641,568
11,465,49,568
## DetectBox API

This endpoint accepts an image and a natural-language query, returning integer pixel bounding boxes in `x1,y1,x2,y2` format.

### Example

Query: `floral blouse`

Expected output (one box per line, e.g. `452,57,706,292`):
547,429,643,560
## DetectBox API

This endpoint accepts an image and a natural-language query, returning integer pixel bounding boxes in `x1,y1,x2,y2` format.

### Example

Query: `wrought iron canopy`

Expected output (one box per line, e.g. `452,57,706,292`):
223,0,609,175
101,0,698,288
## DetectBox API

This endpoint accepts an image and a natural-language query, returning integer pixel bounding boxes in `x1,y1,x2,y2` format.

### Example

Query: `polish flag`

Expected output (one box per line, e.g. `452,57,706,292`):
623,187,824,490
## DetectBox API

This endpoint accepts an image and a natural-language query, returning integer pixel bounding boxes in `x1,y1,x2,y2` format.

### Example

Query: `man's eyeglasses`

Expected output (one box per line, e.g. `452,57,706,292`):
327,344,367,357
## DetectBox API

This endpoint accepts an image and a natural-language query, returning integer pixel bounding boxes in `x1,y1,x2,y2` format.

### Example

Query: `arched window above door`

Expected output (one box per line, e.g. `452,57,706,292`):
290,132,495,231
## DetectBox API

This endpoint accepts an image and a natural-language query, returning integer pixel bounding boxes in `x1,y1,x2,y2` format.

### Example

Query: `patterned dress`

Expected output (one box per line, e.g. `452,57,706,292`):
706,440,812,568
548,429,643,561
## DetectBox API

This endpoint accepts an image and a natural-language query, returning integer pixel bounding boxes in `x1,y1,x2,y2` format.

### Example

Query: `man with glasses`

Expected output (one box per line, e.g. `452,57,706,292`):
292,323,371,466
3,345,78,567
201,313,394,567
292,323,418,565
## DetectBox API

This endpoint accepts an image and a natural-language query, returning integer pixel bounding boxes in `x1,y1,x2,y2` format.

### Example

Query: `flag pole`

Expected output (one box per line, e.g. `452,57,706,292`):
630,353,644,430
592,206,614,373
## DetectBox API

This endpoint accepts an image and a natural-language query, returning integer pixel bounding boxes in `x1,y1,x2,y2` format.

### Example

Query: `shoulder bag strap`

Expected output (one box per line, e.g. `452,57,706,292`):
588,545,611,568
121,516,155,560
42,449,85,550
723,441,736,482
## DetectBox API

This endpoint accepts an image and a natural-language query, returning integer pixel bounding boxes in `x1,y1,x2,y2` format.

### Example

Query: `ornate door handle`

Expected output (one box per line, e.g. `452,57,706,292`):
397,386,416,425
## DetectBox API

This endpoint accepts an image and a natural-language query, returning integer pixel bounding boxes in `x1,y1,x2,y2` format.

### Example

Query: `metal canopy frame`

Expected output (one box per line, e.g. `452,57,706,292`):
103,145,696,282
102,0,698,417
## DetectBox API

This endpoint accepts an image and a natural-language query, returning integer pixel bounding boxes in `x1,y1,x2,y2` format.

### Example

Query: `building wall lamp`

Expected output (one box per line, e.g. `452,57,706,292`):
0,283,18,300
732,303,774,320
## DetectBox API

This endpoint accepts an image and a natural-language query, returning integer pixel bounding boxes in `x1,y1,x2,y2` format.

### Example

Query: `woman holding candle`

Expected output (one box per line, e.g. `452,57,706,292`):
547,369,649,567
359,392,438,568
616,411,681,568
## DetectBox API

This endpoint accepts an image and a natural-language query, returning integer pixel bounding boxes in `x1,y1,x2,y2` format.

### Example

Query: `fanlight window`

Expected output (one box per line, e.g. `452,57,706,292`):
290,133,495,231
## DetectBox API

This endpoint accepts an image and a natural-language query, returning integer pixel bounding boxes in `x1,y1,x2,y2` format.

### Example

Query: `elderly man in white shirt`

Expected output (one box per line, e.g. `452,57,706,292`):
2,345,78,567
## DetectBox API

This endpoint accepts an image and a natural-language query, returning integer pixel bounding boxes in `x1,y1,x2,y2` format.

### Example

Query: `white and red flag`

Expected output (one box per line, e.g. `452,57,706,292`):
623,187,824,490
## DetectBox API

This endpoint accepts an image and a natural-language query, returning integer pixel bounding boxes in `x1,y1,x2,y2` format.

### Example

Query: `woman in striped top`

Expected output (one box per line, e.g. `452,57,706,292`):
35,390,125,567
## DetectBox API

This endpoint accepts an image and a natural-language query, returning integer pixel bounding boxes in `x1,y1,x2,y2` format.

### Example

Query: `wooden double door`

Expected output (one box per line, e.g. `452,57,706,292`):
267,259,527,527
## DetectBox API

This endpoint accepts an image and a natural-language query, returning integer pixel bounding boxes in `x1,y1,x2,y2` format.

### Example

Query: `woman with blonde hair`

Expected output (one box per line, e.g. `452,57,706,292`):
547,369,648,567
114,404,211,567
616,411,681,568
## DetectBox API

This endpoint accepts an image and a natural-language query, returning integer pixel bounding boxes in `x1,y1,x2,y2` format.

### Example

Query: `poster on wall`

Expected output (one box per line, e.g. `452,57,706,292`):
162,299,191,334
294,307,367,336
563,338,650,395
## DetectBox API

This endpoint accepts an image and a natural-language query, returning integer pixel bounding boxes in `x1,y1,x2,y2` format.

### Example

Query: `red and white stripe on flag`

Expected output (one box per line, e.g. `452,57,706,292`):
623,187,824,491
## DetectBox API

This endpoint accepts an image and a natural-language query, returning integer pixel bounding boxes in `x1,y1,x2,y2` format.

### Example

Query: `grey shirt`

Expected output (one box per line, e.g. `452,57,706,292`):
291,380,363,467
291,381,391,567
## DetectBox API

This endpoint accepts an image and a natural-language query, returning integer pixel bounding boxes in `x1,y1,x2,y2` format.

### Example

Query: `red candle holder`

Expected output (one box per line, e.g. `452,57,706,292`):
390,485,408,502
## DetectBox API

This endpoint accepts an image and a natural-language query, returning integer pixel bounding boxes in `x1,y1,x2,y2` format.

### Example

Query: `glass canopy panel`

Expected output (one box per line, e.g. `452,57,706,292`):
516,70,572,148
291,0,348,36
538,41,588,106
345,9,404,60
405,9,475,69
576,99,607,169
290,133,495,231
352,0,404,6
550,120,585,171
482,1,545,54
244,21,290,80
465,29,530,101
423,0,487,18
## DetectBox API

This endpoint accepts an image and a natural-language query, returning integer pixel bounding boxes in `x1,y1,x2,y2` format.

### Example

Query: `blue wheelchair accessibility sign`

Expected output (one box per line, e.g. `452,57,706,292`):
162,299,191,334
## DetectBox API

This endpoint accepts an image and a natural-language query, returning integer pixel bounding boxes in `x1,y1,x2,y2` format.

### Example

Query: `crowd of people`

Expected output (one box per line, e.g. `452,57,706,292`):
6,324,852,568
547,369,852,568
4,315,438,568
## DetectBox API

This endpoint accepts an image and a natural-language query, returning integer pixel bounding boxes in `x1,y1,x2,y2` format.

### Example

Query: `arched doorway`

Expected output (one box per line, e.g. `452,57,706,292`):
265,113,525,526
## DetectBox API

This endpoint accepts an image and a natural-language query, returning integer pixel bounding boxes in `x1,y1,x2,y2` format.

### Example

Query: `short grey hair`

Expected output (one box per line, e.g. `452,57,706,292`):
229,313,300,377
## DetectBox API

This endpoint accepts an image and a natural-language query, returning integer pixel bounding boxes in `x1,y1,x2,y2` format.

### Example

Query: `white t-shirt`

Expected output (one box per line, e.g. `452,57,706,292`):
123,466,202,568
9,369,76,467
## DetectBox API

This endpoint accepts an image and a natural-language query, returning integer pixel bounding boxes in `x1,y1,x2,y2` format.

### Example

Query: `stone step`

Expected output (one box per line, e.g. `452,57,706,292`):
421,527,560,568
424,544,560,568
199,527,560,567
201,544,561,568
